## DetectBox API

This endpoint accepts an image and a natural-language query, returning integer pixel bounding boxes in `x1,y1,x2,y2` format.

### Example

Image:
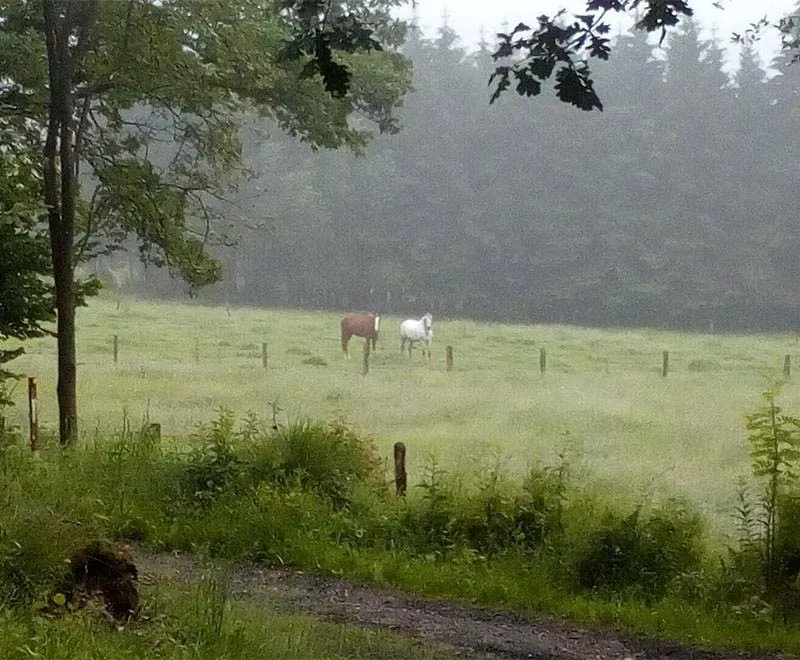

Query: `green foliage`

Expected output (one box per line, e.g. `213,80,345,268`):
574,502,704,602
0,118,54,404
490,2,694,110
183,409,241,507
721,390,800,618
746,388,800,585
260,419,383,509
0,0,412,290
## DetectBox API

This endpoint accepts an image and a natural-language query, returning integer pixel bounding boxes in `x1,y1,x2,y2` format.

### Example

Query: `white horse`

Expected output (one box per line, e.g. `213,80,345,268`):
400,313,433,359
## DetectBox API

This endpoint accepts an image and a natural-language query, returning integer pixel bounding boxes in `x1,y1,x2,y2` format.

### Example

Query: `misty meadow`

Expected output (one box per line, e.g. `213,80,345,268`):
5,1,800,658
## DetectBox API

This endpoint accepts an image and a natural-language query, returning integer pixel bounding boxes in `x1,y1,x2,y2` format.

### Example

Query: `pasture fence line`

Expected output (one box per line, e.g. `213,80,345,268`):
28,377,38,451
98,335,800,379
394,441,407,497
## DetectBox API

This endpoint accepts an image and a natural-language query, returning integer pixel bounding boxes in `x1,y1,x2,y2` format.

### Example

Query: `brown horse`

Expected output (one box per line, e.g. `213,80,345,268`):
341,313,380,358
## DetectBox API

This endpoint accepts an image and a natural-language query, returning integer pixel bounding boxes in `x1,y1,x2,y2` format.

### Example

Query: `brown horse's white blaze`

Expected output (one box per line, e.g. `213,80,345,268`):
340,313,381,358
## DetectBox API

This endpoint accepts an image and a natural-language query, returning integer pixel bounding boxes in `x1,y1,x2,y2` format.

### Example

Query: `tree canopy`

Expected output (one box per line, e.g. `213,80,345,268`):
0,0,412,442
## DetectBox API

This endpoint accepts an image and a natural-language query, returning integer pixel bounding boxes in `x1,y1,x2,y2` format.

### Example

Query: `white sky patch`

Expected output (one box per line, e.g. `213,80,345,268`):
399,0,799,73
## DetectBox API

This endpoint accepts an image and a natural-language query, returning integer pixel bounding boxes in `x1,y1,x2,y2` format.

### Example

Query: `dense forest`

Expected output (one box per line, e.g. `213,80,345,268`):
101,14,800,331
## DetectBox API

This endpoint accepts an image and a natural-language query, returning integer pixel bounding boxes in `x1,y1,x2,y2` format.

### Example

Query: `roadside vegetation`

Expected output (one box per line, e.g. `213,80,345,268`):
2,397,800,655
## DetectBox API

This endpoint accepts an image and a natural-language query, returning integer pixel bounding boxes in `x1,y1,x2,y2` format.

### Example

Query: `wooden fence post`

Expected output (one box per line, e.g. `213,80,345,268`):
113,335,119,364
785,354,791,378
539,347,547,375
194,337,200,364
262,342,268,370
0,415,5,442
393,441,407,497
362,341,370,376
147,422,161,442
28,376,38,451
662,350,669,378
446,345,453,372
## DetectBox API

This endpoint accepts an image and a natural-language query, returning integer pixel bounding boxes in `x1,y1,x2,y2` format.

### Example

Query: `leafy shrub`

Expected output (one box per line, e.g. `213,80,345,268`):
249,420,382,509
574,501,703,602
512,462,568,552
182,409,241,507
400,458,459,556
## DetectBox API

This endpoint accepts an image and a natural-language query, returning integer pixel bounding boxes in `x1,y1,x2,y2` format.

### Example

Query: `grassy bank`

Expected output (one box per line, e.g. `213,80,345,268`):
1,412,799,656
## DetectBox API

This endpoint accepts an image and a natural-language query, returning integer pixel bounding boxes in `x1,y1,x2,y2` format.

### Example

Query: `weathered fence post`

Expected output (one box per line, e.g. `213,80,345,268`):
194,337,200,364
785,354,791,378
393,441,407,497
0,415,5,442
28,377,38,451
662,350,669,378
113,334,119,364
539,347,547,375
362,341,370,376
262,342,268,370
147,422,161,442
446,345,453,372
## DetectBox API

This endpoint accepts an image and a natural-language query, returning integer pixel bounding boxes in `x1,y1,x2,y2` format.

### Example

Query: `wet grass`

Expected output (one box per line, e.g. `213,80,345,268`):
6,294,800,538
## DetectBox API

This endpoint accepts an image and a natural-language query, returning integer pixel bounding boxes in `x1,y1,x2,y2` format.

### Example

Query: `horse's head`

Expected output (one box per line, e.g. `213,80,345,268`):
422,313,433,332
373,313,381,333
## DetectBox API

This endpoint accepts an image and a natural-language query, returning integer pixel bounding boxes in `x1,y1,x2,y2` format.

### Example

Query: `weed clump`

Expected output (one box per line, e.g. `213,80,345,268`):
574,502,703,602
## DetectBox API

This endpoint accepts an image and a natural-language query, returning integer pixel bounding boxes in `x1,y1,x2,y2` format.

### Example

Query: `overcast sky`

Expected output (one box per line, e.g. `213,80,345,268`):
400,1,798,72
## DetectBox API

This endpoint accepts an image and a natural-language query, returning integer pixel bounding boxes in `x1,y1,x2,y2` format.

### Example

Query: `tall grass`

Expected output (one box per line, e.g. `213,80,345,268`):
2,413,800,654
5,295,799,537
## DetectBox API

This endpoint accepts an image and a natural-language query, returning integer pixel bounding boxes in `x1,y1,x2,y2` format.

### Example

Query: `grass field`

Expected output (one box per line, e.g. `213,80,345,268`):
6,294,800,537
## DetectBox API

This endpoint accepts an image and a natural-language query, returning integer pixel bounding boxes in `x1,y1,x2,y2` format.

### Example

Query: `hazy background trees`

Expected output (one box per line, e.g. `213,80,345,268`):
100,16,800,332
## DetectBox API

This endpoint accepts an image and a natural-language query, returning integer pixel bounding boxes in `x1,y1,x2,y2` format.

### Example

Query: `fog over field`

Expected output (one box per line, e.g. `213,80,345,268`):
97,0,800,333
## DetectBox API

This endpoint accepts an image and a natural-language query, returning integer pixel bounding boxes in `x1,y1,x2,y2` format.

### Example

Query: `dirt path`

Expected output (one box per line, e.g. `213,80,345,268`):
135,549,794,660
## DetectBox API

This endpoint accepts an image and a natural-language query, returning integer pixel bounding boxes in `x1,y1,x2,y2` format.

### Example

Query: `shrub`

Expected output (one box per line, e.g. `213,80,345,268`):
400,458,459,556
574,501,703,602
182,409,241,507
250,420,383,509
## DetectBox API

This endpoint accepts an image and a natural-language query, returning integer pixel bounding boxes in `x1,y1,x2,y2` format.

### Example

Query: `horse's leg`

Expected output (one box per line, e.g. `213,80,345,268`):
400,337,406,354
342,331,350,358
372,334,377,351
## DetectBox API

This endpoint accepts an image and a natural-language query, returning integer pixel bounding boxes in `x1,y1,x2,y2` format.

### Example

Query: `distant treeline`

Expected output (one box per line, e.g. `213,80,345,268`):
98,15,800,332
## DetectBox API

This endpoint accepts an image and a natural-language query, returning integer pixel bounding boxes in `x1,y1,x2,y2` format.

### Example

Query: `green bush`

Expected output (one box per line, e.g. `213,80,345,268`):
248,420,383,509
574,501,703,602
182,409,241,507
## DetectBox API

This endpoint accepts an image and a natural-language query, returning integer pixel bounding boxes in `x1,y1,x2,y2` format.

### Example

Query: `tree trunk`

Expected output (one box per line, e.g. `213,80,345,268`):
42,0,96,445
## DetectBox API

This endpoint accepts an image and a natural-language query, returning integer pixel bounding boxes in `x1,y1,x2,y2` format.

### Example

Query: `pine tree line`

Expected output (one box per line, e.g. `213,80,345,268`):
111,16,800,331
